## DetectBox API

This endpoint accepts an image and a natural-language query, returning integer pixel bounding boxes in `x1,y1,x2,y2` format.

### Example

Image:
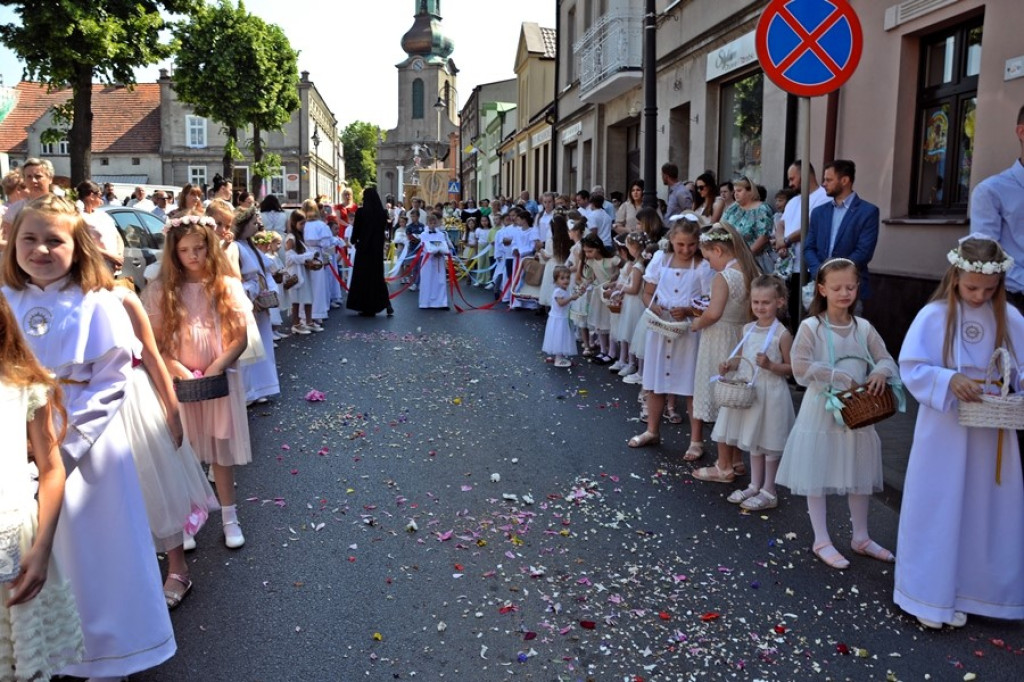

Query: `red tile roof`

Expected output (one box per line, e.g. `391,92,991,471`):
0,81,161,155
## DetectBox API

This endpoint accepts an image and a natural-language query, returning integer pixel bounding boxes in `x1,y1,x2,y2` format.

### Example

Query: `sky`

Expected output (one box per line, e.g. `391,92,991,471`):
0,0,556,131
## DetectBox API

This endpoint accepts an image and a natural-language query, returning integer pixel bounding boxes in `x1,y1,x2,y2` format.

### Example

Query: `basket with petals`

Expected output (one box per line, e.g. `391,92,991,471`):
712,357,757,409
958,348,1024,430
837,383,898,429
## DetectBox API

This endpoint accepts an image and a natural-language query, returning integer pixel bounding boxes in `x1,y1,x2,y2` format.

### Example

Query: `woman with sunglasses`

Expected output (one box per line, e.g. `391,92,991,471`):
693,172,725,227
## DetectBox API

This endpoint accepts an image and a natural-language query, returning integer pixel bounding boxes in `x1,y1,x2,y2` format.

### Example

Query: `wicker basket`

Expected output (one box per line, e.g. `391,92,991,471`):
643,308,689,339
837,383,898,429
255,289,279,310
304,257,324,271
607,299,622,314
271,270,285,284
958,348,1024,430
174,373,230,403
713,357,757,409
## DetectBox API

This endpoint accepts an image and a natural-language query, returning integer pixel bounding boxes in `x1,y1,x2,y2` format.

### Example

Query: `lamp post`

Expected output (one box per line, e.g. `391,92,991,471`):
311,122,321,200
433,82,459,198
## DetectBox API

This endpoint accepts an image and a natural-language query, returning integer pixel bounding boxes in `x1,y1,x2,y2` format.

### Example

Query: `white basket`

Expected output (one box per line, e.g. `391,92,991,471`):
958,348,1024,430
643,308,690,339
713,357,757,409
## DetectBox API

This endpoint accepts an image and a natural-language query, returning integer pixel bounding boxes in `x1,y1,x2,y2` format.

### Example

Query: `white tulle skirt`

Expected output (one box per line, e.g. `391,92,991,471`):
123,366,219,552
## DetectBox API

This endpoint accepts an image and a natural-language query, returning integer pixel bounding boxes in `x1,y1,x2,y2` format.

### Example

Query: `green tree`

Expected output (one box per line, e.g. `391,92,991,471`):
342,121,383,193
0,0,199,185
172,0,299,193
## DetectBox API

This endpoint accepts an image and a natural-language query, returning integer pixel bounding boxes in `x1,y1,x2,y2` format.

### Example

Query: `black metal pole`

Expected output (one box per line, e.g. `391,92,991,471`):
642,0,658,209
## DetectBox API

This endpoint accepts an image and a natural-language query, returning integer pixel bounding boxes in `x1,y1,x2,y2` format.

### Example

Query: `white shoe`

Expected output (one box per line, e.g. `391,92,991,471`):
271,331,284,341
917,616,943,629
622,372,643,384
182,533,196,552
291,324,312,335
608,361,625,372
308,322,324,332
948,611,967,628
330,301,341,309
484,283,494,291
223,521,245,549
409,284,418,291
273,341,279,348
618,363,637,377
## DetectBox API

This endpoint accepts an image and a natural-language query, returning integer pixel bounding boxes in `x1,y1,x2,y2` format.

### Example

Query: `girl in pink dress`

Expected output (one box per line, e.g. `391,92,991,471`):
143,222,254,550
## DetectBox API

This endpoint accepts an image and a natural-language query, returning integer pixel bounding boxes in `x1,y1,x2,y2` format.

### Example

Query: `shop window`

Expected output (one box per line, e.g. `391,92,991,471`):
718,71,763,184
911,19,982,215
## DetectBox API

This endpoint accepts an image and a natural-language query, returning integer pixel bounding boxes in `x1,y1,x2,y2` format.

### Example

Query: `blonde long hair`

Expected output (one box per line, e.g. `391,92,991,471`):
930,238,1014,366
153,223,245,356
702,221,759,291
2,195,113,292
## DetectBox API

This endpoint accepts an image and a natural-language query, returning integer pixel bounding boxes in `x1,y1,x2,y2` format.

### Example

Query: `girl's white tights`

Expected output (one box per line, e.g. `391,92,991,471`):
743,452,781,495
806,493,872,547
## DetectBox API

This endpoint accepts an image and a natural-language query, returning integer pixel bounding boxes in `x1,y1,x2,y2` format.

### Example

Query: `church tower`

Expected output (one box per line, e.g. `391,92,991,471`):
376,0,460,202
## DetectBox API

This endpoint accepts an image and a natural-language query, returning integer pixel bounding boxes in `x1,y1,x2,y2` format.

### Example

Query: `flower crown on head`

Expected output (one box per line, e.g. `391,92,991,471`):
162,214,216,234
699,230,731,244
947,249,1013,274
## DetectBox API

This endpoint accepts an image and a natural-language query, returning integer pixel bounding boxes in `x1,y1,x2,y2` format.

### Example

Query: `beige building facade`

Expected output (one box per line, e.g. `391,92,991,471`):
555,0,1022,347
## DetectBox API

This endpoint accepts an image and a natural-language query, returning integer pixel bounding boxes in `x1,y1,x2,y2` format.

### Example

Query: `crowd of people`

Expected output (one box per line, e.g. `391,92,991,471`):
1,105,1023,680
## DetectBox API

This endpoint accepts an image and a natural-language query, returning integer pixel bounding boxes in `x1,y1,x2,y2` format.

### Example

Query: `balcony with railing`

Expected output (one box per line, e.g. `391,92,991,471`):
575,10,643,104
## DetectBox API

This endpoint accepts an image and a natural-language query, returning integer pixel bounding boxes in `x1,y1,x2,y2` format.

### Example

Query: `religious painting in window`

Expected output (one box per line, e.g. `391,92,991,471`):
911,18,981,215
718,71,763,185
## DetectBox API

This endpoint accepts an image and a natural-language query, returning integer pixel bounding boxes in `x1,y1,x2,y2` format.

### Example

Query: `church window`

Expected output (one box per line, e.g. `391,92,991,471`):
412,78,424,120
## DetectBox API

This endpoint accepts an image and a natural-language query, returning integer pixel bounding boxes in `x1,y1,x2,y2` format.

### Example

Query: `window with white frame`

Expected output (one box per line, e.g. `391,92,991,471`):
189,166,207,190
269,166,286,196
186,115,207,148
41,138,69,155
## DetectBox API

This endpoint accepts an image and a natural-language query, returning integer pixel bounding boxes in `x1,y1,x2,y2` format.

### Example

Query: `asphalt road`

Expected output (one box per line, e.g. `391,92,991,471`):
134,285,1023,682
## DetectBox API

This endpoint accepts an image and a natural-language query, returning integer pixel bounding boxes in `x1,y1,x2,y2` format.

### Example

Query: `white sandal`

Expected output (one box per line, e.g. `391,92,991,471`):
726,487,759,504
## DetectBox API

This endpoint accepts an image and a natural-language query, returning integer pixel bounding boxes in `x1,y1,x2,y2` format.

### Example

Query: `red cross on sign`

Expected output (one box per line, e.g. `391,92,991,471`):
756,0,863,97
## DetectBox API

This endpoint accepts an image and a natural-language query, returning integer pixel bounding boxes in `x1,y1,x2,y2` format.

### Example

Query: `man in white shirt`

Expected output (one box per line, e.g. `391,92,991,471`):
775,160,829,325
151,190,170,221
585,186,614,247
972,104,1024,311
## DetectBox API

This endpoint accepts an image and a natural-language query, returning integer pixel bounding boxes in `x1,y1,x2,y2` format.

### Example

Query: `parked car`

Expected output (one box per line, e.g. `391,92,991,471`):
99,205,166,290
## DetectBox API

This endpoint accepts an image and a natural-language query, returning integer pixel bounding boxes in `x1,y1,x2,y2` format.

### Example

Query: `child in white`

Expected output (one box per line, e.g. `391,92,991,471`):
776,258,900,570
715,275,795,511
690,223,759,476
543,266,582,368
0,295,84,680
628,221,710,449
895,236,1024,629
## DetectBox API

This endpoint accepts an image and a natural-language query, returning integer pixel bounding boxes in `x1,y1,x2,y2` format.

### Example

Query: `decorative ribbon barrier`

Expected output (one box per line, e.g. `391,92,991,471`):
326,260,348,292
388,249,430,300
446,253,518,313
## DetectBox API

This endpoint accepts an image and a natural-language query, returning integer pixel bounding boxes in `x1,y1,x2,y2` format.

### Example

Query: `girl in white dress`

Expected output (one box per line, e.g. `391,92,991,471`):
690,223,758,477
775,258,900,571
612,233,647,378
581,233,620,363
300,200,332,329
419,212,451,309
625,242,659,386
2,196,175,679
715,275,795,511
628,221,710,450
115,284,218,608
605,239,630,370
542,266,582,368
566,218,589,340
472,215,493,287
233,208,280,403
896,236,1024,629
0,294,84,680
284,211,317,334
537,213,572,309
144,221,254,551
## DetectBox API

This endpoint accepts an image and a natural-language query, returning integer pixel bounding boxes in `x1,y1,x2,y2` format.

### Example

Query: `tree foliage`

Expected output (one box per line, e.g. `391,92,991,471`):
342,121,383,193
0,0,199,184
172,0,299,193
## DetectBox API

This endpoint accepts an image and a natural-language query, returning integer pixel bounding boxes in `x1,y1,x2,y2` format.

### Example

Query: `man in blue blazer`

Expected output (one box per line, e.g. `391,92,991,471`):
804,159,880,306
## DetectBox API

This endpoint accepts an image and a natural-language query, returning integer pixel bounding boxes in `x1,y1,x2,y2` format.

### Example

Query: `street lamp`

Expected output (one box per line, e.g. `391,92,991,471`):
432,82,457,167
311,122,321,200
